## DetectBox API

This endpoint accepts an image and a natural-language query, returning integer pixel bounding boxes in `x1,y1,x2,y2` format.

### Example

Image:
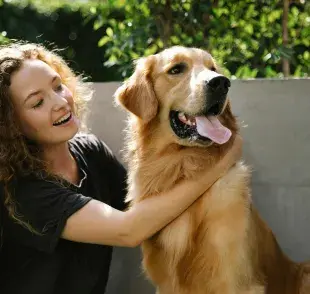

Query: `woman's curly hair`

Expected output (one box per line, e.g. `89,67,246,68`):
0,41,93,231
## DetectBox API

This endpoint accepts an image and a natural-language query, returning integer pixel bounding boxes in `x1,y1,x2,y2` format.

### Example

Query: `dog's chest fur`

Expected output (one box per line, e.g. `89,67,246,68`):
129,156,259,293
157,161,251,259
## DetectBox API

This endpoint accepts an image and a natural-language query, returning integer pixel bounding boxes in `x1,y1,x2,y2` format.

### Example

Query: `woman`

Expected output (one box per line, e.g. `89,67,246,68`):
0,42,242,294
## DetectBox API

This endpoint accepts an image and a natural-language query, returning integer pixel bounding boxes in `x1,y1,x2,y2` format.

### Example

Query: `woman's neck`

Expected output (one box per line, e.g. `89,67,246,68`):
42,142,79,184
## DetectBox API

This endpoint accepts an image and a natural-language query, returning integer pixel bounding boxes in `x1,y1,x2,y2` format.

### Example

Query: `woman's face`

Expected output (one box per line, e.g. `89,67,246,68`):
9,58,79,146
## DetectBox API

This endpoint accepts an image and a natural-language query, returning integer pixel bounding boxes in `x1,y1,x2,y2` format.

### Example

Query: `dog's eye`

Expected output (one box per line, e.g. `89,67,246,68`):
167,63,187,75
210,66,217,72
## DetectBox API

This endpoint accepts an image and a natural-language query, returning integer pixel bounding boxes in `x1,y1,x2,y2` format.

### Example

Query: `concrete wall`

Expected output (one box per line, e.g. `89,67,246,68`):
87,79,310,294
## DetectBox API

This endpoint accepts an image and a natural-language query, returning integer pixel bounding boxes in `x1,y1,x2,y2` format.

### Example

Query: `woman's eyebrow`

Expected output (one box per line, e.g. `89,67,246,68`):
24,89,42,104
24,75,59,104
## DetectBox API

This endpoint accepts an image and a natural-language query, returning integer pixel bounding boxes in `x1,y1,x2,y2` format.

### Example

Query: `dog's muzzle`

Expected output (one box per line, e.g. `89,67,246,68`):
169,71,232,146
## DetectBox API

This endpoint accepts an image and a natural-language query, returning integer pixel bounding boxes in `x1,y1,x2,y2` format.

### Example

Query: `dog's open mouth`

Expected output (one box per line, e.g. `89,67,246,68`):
169,105,232,145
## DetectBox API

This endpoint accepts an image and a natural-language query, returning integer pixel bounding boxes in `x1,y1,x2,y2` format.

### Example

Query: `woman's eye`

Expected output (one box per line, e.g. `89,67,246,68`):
33,99,44,109
167,63,187,75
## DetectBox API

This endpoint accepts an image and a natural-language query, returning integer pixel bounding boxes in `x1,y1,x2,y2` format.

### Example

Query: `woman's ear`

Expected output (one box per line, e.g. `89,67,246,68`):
114,55,158,124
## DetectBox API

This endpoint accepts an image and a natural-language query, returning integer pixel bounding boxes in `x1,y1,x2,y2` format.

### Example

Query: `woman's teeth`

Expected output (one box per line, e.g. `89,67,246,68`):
53,112,72,126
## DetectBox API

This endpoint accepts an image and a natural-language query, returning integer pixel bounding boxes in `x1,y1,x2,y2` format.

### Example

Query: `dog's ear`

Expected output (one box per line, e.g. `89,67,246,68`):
114,56,158,123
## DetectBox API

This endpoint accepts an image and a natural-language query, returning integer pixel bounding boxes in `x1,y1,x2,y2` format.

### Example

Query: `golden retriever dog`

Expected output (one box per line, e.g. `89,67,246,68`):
114,46,310,294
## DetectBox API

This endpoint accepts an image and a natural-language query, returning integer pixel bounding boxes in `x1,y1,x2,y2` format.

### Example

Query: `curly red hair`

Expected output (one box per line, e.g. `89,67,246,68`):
0,42,93,231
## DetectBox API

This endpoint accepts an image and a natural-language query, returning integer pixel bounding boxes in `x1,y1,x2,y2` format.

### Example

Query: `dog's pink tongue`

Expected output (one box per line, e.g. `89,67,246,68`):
196,116,232,144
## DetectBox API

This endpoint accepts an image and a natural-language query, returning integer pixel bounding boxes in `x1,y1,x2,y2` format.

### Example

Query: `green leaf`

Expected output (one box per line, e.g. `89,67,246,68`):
106,27,114,37
170,35,180,44
244,24,253,35
265,66,277,77
90,6,96,14
145,44,158,56
98,36,110,47
293,65,302,77
118,22,126,30
183,3,190,11
157,39,164,48
94,17,104,30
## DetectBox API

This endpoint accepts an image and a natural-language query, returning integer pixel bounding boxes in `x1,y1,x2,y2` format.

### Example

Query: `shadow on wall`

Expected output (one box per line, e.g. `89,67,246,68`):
88,79,310,294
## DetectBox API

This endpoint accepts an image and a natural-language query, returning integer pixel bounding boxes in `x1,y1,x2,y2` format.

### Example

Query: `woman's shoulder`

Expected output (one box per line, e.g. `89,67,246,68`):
70,132,113,156
70,132,107,149
69,132,119,167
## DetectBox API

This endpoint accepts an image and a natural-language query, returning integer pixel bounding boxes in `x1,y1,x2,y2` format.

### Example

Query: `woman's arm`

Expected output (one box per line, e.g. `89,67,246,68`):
62,135,243,247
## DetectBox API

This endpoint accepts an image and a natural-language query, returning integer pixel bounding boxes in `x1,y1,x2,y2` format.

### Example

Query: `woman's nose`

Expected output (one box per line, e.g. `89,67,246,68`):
51,92,68,111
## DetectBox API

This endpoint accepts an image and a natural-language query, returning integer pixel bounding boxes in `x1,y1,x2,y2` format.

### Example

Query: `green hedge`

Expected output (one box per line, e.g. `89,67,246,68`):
0,0,120,81
0,0,309,81
96,0,309,79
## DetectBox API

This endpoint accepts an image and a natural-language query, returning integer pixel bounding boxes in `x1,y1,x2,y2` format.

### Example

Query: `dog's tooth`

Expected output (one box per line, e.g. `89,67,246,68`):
178,112,186,121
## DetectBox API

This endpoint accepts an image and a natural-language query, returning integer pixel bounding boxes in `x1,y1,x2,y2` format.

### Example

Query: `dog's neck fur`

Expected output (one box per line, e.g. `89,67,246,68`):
123,108,239,203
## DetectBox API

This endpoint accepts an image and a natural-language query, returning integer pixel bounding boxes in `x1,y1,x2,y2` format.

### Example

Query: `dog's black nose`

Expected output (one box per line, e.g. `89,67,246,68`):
207,76,231,93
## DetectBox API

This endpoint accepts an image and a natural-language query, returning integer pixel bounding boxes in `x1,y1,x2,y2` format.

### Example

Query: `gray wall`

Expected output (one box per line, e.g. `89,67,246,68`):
88,79,310,294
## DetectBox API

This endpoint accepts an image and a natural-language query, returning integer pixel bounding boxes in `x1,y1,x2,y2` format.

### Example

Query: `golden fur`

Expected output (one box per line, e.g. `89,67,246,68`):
115,46,310,294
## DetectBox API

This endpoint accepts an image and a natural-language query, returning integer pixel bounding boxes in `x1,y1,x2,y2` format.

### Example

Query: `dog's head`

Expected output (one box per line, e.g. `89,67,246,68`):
115,46,237,148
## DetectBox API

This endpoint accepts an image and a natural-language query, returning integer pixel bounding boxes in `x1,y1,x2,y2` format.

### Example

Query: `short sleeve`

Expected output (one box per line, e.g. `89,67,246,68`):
7,176,92,253
74,133,128,211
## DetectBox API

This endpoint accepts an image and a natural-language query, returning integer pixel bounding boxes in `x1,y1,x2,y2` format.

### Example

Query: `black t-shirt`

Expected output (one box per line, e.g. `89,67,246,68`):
0,133,127,294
